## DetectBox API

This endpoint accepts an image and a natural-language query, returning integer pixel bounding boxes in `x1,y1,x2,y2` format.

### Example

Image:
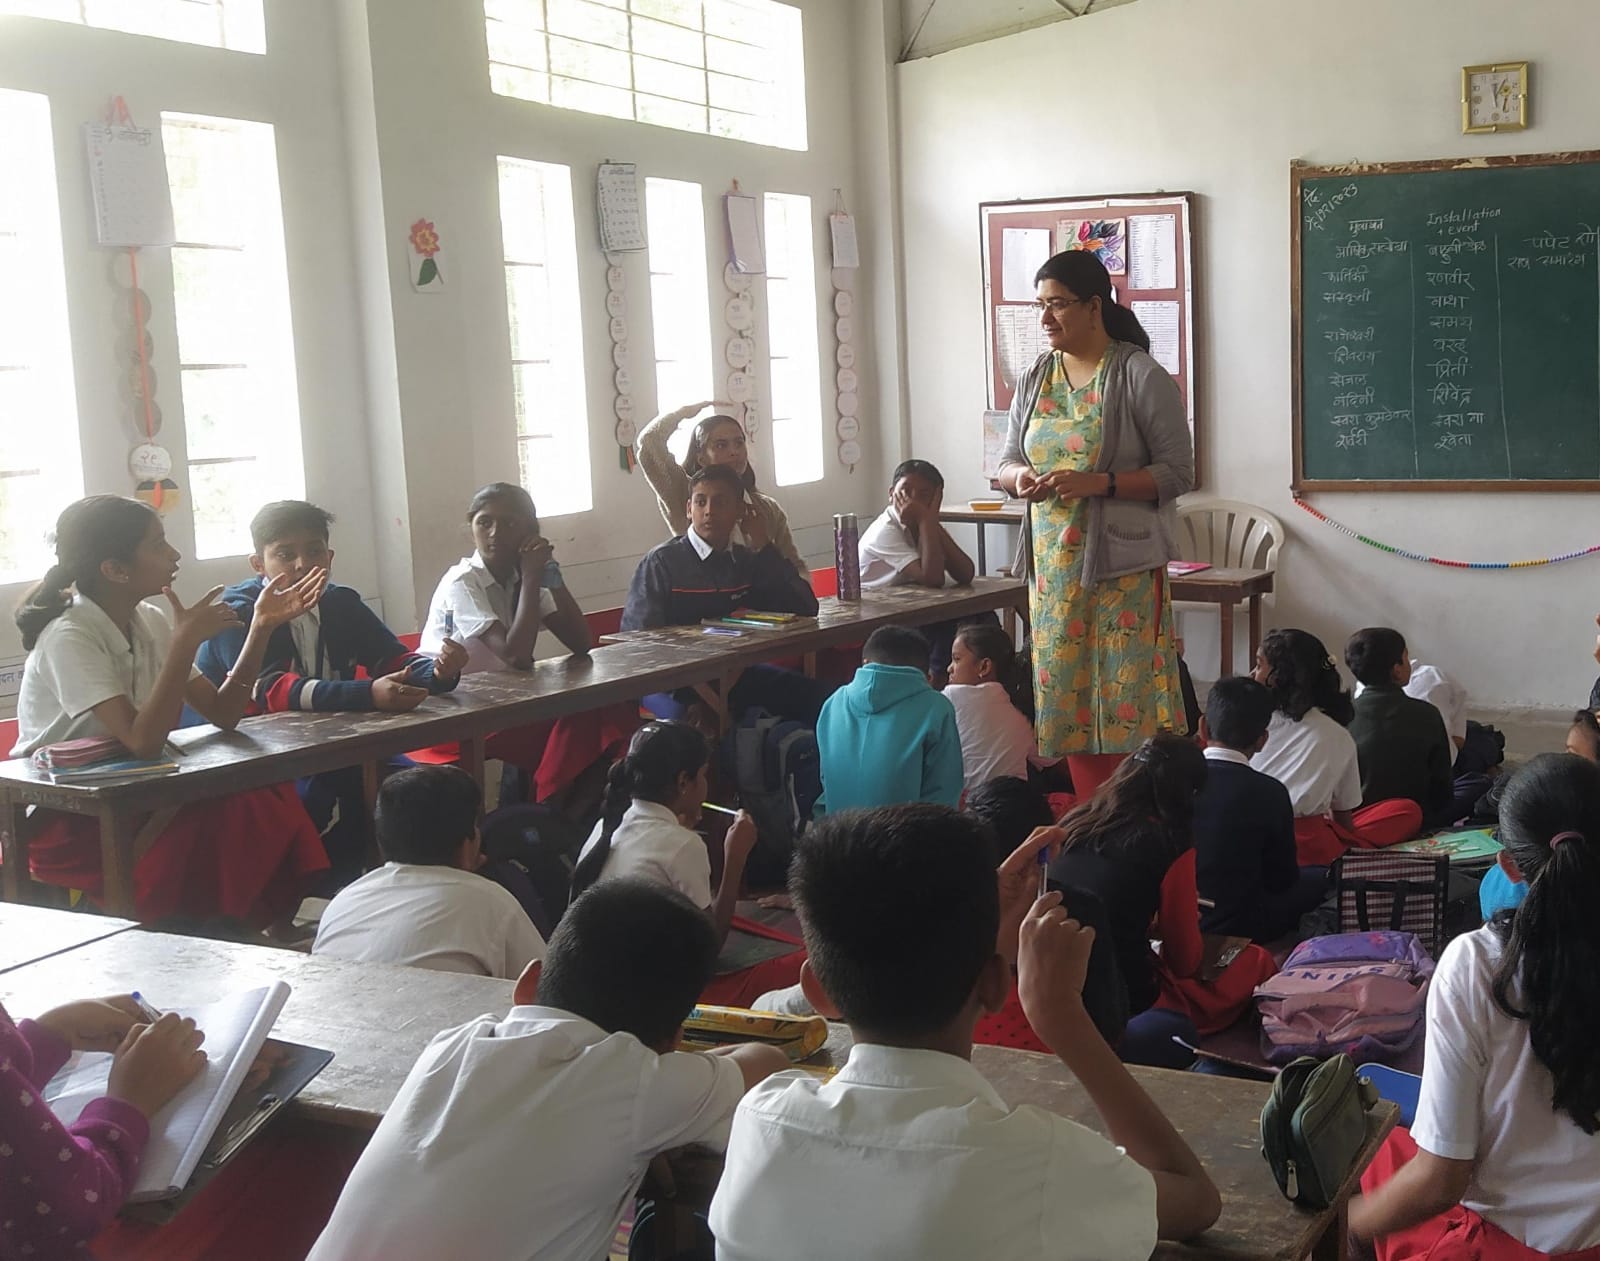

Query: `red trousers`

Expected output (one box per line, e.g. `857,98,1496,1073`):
1293,799,1423,866
410,702,638,801
1361,1128,1600,1260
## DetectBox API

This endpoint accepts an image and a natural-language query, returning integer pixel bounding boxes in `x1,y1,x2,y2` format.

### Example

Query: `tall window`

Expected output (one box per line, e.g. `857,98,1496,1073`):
0,0,266,52
646,178,713,430
486,0,807,152
163,112,303,558
763,191,821,486
497,156,591,517
0,89,82,585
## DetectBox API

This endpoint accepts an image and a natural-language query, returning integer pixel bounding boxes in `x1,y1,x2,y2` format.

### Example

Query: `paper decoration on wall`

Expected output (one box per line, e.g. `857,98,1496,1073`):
722,247,762,442
838,439,862,465
409,219,444,291
613,343,628,368
135,479,181,512
836,343,856,369
605,257,636,470
741,400,760,437
84,114,175,248
597,162,646,252
837,392,859,418
724,295,754,331
129,442,172,481
609,317,627,343
605,290,626,317
724,262,753,293
1057,217,1127,275
607,265,626,293
725,337,753,369
836,414,860,441
837,367,858,393
830,212,859,269
726,371,753,403
832,263,858,471
833,290,854,318
834,317,853,343
725,188,764,273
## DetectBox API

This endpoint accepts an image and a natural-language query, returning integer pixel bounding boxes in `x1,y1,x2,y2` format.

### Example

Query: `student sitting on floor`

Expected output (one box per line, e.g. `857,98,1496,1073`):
1194,676,1328,944
0,997,205,1256
623,463,823,725
815,625,964,813
1346,627,1456,830
858,458,985,681
418,482,634,806
197,500,467,880
10,495,328,925
709,803,1220,1259
1050,734,1276,1068
1350,753,1600,1260
308,879,788,1261
945,622,1037,793
311,765,545,979
1251,628,1423,867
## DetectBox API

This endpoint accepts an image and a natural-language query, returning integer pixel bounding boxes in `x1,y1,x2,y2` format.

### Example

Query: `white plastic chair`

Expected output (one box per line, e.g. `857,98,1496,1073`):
1174,499,1284,575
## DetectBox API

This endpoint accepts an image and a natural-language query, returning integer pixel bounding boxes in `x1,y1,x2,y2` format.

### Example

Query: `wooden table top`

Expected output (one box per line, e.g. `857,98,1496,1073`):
0,903,138,974
819,1027,1395,1261
0,931,514,1128
1168,567,1275,600
938,504,1027,524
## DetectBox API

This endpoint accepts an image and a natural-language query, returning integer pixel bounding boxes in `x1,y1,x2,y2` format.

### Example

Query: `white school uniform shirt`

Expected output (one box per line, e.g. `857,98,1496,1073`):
421,554,557,675
710,1043,1156,1261
943,682,1036,792
311,862,545,980
1252,708,1362,819
1356,662,1467,745
576,799,713,909
859,505,934,591
11,596,199,757
1411,926,1600,1252
307,1005,744,1261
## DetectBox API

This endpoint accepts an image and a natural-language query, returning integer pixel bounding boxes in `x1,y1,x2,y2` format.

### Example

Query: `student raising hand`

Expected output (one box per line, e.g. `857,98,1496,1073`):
252,565,329,628
1016,894,1096,1037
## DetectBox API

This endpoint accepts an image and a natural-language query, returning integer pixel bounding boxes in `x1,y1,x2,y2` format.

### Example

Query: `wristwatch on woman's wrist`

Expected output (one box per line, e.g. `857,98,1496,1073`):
1105,471,1118,498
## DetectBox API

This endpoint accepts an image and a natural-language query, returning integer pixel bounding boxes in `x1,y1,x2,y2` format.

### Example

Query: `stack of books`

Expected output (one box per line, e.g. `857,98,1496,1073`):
29,735,180,784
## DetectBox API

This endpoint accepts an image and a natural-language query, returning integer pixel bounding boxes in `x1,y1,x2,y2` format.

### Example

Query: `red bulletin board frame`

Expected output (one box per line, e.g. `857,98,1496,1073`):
979,192,1199,481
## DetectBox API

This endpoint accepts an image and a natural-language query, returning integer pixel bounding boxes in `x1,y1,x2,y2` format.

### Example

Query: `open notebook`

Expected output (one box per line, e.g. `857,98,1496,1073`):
44,982,290,1202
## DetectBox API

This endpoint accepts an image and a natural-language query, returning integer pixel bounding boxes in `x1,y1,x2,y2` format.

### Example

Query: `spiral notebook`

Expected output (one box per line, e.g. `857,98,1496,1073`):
45,982,292,1201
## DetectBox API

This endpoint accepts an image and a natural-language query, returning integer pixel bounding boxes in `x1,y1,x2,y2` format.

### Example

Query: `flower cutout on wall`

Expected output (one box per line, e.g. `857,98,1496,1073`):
409,218,444,291
1055,217,1127,275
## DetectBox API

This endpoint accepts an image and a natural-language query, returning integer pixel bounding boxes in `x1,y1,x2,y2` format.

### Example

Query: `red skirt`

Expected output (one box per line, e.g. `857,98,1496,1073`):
1294,799,1424,866
26,785,327,925
1361,1128,1600,1260
409,703,638,801
975,984,1051,1054
1154,943,1280,1035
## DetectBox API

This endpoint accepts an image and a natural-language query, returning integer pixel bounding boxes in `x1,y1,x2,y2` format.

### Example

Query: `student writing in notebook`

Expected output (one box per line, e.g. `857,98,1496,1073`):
1,997,205,1257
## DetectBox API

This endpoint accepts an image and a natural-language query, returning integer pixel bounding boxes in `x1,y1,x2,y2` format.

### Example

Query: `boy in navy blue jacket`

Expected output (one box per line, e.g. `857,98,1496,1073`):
1193,676,1327,943
198,501,468,876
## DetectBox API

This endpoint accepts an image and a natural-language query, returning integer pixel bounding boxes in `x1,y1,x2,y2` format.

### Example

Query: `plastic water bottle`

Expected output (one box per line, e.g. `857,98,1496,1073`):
834,513,861,602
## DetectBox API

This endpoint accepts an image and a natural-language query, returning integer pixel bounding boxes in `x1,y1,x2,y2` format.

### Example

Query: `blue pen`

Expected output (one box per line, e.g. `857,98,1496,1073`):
131,992,162,1024
1037,847,1050,899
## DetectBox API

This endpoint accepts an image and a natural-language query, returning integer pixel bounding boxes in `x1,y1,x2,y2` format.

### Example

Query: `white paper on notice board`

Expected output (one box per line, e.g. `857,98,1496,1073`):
84,123,175,248
1000,228,1051,302
994,304,1050,388
1131,300,1181,374
1128,214,1177,290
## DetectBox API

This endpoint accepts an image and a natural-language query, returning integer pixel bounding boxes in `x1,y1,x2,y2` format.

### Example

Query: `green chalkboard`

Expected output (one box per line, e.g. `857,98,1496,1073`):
1292,152,1600,490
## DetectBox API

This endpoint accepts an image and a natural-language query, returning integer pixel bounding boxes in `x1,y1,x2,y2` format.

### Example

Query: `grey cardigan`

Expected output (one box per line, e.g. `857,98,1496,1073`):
998,342,1195,588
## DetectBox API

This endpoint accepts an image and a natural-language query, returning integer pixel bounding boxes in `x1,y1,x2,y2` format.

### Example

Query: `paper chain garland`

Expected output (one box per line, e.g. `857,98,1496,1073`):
1292,496,1600,570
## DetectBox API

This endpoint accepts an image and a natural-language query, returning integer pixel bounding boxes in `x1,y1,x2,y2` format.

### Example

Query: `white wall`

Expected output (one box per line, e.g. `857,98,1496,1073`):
897,0,1600,711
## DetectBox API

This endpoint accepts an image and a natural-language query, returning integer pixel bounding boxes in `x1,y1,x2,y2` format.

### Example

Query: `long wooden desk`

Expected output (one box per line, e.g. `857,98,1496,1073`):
937,503,1026,575
1169,567,1276,678
0,902,138,974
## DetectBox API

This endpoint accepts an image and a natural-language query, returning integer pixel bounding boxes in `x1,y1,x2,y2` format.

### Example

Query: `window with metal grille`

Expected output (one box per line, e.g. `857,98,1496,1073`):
764,191,822,486
646,177,714,440
0,0,265,53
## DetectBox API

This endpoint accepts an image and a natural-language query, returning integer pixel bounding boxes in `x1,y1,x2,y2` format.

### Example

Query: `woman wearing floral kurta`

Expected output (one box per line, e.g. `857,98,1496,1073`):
997,250,1195,801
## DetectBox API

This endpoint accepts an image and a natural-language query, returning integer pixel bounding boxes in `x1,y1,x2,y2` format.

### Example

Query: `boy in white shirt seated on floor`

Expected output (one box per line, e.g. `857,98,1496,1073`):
710,803,1220,1261
945,621,1037,793
308,878,787,1261
312,764,545,979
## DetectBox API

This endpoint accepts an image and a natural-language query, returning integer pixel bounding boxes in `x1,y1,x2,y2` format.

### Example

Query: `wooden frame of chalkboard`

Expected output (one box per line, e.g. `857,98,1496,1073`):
979,192,1199,488
1292,151,1600,492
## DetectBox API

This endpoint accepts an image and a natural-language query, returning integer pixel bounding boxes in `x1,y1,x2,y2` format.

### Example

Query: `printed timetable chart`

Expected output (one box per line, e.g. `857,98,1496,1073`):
1292,153,1600,490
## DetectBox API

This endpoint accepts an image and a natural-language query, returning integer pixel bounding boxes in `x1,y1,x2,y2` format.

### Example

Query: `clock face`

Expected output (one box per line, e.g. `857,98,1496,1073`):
1467,67,1524,129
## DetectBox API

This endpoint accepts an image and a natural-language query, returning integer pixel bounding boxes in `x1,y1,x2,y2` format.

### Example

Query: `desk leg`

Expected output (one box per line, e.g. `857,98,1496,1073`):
1218,601,1237,677
976,525,988,577
1311,1201,1348,1261
361,762,382,871
459,737,486,795
1,799,31,904
98,805,137,919
803,651,817,679
1248,594,1264,666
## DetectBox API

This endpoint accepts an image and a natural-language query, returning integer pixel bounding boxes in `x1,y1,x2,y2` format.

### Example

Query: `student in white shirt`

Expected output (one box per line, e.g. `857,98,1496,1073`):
313,764,545,978
417,481,634,804
945,622,1036,792
9,494,328,924
859,459,976,592
308,878,788,1261
1350,753,1600,1258
1251,628,1422,867
709,804,1220,1260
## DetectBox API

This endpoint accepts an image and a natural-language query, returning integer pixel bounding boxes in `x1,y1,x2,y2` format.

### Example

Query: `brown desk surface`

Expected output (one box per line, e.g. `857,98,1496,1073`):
0,931,514,1128
1168,568,1275,600
0,903,138,974
819,1026,1395,1261
937,504,1027,524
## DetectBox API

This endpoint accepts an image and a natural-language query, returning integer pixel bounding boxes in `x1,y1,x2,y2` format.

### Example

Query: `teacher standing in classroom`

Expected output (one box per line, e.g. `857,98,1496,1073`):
997,250,1194,800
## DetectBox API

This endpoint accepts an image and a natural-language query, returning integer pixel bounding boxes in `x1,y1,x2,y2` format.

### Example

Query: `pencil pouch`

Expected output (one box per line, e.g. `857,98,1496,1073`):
681,1006,828,1061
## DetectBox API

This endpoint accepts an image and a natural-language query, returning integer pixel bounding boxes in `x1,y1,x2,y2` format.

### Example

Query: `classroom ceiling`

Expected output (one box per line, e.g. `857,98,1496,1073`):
898,0,1143,60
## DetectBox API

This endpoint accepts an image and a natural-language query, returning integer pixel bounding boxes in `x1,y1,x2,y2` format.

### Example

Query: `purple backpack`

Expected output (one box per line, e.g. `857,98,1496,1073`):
1254,931,1434,1065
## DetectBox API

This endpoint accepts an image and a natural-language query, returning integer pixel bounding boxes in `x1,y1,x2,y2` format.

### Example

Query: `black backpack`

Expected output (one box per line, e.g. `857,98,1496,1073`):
478,802,586,939
720,710,822,887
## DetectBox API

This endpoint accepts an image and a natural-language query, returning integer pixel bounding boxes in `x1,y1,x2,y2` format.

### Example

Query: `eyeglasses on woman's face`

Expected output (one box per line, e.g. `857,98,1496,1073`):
1033,297,1091,314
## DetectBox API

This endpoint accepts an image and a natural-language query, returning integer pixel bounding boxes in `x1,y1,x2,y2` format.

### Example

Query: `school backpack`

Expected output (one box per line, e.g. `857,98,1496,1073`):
720,709,822,887
478,802,587,939
1253,930,1433,1065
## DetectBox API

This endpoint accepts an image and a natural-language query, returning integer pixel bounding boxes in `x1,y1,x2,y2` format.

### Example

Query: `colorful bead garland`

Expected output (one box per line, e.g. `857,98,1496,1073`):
1292,497,1600,570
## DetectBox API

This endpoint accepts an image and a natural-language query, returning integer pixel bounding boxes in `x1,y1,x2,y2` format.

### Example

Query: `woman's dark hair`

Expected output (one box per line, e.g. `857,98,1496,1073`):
568,721,710,900
1034,249,1151,353
1259,628,1355,725
1060,732,1207,864
1491,753,1600,1134
466,482,539,530
680,414,756,493
1344,627,1407,688
15,495,158,651
1569,709,1600,762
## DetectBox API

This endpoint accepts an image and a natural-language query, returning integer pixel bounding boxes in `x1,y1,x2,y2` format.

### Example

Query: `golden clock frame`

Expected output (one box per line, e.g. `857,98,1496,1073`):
1462,61,1529,134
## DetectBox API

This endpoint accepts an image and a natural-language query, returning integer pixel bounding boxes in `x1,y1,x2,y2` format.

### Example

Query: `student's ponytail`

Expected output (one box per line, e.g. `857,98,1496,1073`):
1033,249,1151,354
14,496,157,651
1491,753,1600,1134
566,721,711,903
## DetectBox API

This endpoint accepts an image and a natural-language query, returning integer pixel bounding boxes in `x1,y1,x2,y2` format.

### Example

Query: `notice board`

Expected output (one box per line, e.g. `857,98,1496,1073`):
1293,151,1600,490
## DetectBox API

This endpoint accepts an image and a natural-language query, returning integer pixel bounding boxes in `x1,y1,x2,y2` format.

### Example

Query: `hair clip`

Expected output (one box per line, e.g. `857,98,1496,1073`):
1550,831,1584,849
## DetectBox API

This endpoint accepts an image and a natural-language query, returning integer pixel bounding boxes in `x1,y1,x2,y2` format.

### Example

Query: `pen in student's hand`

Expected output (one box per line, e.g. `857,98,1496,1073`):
130,992,162,1024
1037,847,1050,900
701,802,739,817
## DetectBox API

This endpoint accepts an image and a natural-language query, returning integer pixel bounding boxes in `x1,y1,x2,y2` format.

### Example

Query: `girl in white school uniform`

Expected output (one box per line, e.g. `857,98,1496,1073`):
10,495,328,923
415,482,635,802
1350,752,1600,1260
570,720,803,1006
